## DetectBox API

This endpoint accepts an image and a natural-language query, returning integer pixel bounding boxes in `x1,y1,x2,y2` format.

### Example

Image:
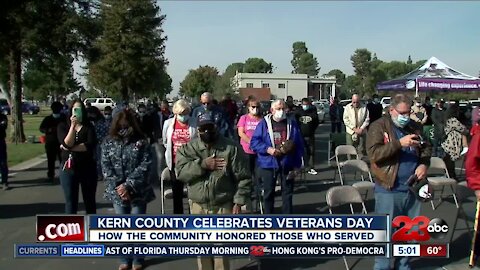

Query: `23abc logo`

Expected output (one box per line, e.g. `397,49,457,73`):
392,216,449,242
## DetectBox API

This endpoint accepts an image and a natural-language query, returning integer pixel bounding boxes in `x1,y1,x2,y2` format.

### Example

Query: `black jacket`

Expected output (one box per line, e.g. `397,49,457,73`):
295,107,319,137
0,114,7,140
40,114,67,144
366,103,383,124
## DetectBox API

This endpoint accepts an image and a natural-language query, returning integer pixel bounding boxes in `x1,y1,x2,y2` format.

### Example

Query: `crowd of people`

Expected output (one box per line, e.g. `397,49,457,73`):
0,91,479,270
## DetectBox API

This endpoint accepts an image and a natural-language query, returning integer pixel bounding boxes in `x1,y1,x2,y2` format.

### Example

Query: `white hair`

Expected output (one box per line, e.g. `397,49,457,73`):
270,99,285,109
172,99,191,115
201,92,212,99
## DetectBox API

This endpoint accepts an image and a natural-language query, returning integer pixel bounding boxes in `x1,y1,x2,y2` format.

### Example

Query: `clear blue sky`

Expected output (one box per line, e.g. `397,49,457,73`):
158,1,479,95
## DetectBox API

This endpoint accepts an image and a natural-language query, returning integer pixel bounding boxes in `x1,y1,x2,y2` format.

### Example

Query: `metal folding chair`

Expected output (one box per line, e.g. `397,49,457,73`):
333,145,359,183
450,181,474,242
339,159,375,206
328,132,347,167
160,167,170,214
427,157,459,210
326,186,367,270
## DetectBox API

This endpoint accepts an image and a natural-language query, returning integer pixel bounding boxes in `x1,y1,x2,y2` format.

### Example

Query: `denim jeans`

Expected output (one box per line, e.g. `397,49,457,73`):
257,167,294,214
113,202,147,266
303,136,315,170
374,191,421,270
59,165,97,214
45,142,61,179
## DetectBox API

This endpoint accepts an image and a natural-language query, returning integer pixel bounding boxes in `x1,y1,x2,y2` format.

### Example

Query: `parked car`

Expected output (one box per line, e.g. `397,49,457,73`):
0,99,10,115
469,99,480,108
340,99,352,108
380,97,391,109
22,102,40,115
84,98,116,111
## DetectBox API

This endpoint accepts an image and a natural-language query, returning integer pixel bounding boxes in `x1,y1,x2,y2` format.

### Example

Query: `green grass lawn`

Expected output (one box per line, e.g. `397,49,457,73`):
7,107,51,167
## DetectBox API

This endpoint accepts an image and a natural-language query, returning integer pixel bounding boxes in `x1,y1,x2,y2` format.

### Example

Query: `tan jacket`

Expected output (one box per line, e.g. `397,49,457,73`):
410,105,427,124
343,103,370,135
366,116,431,190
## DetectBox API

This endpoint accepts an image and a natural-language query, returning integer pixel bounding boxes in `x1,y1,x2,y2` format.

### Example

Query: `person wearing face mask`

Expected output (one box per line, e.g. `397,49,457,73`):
410,97,428,125
343,94,370,159
102,109,154,270
162,99,196,214
136,104,156,144
366,94,383,125
432,99,447,157
192,92,230,138
295,98,319,175
366,94,432,270
237,98,262,210
57,100,97,214
250,99,305,214
176,113,251,270
40,101,67,183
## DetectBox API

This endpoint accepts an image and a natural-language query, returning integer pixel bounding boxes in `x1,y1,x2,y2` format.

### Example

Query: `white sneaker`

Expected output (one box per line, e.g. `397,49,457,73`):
460,147,469,156
164,189,173,199
308,169,318,175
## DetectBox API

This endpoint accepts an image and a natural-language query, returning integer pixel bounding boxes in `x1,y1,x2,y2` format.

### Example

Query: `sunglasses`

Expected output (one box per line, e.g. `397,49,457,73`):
250,106,259,108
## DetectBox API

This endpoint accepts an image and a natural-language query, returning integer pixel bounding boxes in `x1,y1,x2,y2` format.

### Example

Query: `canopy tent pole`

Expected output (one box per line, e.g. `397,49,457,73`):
415,78,419,97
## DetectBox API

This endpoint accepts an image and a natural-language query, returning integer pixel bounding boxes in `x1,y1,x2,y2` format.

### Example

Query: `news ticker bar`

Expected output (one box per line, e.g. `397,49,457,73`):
393,244,449,258
36,215,390,243
15,244,389,258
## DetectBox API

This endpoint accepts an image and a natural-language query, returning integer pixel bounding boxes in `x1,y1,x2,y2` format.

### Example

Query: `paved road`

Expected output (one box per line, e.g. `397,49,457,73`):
0,122,478,270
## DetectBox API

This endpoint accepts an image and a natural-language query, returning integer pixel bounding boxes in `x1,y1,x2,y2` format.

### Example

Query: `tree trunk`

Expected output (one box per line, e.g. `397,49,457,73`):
9,48,25,143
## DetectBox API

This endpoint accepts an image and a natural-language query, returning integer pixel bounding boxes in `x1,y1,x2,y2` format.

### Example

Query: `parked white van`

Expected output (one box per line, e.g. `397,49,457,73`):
84,98,116,110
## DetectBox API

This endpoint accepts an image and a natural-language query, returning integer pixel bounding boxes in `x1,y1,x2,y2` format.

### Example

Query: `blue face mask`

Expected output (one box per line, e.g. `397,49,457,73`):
393,114,410,128
302,105,309,111
177,115,190,123
52,113,61,119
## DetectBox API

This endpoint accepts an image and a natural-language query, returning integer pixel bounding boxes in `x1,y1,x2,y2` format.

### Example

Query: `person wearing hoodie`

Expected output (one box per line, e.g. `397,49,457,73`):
250,99,305,214
296,98,319,175
40,101,68,183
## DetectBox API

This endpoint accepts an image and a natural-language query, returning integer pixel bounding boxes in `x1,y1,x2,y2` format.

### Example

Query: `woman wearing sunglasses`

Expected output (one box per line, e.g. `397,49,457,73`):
237,98,262,211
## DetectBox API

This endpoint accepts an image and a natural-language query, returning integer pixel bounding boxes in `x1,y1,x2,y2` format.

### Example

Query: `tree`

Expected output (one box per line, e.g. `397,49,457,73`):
179,66,219,98
350,49,373,96
243,58,273,73
224,62,245,77
23,54,79,101
0,1,79,143
326,69,346,87
291,41,319,75
89,0,168,101
344,75,362,96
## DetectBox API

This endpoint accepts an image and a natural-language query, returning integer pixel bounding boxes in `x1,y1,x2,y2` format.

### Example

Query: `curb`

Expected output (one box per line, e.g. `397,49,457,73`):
10,154,47,172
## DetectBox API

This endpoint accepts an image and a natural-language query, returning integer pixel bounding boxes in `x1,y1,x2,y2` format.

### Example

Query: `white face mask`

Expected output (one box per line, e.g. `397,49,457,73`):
249,107,258,115
273,109,286,121
416,103,422,107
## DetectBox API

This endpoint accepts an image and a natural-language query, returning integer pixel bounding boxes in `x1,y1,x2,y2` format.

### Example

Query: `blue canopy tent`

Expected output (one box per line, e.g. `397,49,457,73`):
377,56,480,97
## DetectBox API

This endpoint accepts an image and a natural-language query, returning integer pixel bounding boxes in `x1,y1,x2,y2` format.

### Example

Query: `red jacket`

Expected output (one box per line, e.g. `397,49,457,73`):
466,133,480,190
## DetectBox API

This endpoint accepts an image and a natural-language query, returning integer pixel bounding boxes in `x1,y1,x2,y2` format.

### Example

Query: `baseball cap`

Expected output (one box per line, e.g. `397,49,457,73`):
198,112,215,127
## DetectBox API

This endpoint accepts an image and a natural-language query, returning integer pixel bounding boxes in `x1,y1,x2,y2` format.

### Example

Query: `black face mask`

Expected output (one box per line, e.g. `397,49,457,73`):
199,131,217,144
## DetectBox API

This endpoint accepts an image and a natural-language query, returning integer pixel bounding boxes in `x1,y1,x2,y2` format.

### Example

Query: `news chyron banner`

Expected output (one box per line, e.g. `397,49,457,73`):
16,215,389,258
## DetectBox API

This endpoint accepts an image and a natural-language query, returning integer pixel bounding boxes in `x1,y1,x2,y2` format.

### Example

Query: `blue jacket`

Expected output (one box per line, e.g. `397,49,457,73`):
250,115,305,171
